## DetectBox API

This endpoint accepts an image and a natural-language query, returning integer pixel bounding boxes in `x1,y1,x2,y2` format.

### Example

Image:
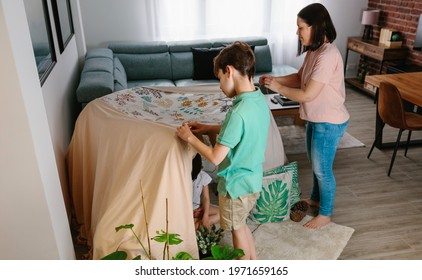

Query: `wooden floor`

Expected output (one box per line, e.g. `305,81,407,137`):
288,85,422,260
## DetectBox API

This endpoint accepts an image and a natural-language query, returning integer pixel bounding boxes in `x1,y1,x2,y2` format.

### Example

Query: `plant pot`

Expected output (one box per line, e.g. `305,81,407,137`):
199,251,212,259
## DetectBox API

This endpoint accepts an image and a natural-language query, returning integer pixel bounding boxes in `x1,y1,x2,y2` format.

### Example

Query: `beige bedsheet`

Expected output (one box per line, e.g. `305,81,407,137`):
66,85,285,260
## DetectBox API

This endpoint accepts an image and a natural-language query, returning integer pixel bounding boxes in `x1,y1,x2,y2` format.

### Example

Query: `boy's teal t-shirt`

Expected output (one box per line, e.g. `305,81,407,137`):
216,88,270,199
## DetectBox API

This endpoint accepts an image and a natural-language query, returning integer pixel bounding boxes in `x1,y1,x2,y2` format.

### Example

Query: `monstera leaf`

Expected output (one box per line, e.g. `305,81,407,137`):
264,161,300,205
251,179,290,223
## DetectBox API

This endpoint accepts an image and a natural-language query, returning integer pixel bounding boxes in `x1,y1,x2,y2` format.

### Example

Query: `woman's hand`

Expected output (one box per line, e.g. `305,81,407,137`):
261,75,282,94
188,122,208,135
259,74,272,85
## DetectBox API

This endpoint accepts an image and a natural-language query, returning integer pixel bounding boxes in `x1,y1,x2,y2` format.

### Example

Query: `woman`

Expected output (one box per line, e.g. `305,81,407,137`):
260,3,350,229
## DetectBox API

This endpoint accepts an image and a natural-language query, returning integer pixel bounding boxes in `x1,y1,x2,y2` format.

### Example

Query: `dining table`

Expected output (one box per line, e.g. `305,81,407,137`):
364,71,422,149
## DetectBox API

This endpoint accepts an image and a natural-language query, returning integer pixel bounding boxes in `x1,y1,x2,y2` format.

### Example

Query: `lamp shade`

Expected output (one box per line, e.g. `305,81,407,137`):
361,9,380,25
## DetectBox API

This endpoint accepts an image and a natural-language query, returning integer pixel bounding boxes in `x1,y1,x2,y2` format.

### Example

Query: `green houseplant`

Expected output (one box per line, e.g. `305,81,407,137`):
196,225,224,259
102,221,244,260
101,181,244,260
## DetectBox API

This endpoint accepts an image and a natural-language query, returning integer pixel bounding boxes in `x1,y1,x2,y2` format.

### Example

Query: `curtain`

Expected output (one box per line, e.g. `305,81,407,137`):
145,0,318,69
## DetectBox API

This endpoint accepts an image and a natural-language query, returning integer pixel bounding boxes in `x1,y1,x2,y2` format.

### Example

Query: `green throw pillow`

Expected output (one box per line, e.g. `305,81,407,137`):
263,161,300,205
248,161,300,224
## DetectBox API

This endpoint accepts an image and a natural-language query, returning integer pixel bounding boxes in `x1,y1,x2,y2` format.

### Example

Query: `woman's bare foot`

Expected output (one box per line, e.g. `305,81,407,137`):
301,198,320,208
303,214,331,229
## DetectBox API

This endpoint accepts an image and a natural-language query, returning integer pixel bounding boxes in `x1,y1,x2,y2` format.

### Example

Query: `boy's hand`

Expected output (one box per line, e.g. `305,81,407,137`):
176,123,194,142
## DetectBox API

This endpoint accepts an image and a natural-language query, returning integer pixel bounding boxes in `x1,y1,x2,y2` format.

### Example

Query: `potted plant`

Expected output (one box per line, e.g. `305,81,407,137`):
196,225,224,259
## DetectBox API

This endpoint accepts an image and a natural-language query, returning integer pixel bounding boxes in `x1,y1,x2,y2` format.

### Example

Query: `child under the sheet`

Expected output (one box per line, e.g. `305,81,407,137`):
191,153,220,230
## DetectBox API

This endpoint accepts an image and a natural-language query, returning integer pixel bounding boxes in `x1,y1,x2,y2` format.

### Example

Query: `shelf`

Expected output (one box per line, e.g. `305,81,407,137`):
345,78,375,98
344,37,408,101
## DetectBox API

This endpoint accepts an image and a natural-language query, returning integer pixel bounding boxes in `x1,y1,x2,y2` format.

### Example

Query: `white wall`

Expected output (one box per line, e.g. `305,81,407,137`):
321,0,368,77
80,0,367,75
0,0,79,259
80,0,152,49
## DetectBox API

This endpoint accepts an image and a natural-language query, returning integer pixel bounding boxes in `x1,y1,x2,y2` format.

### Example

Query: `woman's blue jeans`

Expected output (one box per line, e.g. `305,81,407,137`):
306,120,349,216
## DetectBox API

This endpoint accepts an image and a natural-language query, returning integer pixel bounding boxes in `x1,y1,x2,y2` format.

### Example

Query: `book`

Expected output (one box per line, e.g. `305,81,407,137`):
379,28,402,48
384,40,403,48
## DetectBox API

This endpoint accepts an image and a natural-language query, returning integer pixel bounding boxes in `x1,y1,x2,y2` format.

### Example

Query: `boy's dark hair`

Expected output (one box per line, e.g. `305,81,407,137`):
213,41,255,80
191,153,202,181
297,3,337,55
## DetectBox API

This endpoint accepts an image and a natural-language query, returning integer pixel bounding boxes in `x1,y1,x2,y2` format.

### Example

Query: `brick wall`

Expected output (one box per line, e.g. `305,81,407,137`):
363,0,422,74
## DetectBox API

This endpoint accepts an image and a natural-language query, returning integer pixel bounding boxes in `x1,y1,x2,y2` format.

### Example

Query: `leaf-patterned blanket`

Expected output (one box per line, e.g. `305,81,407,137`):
100,86,232,127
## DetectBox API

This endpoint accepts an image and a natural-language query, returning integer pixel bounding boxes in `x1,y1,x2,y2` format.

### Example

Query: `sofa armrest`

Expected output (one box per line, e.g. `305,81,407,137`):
76,48,115,104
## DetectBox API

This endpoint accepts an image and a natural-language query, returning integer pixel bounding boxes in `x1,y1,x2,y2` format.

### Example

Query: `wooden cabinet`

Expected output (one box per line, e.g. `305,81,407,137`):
344,37,407,96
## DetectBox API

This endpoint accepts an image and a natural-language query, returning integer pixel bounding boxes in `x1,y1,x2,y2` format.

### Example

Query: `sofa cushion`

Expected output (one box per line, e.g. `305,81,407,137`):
85,48,113,59
108,41,168,54
255,45,273,73
113,57,127,91
82,57,114,74
170,52,194,81
109,42,172,81
191,47,223,80
115,53,172,81
169,40,212,80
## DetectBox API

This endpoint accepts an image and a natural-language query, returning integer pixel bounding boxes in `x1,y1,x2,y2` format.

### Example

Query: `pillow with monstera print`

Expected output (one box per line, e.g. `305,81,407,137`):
263,161,300,205
249,161,299,224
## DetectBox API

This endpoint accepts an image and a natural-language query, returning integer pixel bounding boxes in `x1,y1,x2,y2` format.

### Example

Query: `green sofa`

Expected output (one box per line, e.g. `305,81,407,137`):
76,36,297,107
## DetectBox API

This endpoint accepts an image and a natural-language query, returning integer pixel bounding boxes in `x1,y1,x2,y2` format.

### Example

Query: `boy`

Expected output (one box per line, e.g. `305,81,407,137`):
176,41,270,260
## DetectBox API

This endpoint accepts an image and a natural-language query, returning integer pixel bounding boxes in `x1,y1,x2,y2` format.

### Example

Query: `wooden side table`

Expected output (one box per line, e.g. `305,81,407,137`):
344,37,407,96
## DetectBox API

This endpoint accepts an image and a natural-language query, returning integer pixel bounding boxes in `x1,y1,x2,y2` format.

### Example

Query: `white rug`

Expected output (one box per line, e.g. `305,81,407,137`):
279,125,365,155
220,215,354,260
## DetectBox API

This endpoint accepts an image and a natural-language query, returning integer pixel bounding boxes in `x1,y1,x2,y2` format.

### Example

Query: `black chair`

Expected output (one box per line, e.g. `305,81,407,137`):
367,82,422,176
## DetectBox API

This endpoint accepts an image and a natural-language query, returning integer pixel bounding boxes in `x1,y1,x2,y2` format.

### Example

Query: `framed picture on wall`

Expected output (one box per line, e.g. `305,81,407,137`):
51,0,74,53
23,0,57,85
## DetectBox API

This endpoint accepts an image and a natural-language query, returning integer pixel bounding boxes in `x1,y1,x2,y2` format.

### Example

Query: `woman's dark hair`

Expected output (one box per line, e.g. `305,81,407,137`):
297,3,337,55
213,41,255,80
191,153,202,181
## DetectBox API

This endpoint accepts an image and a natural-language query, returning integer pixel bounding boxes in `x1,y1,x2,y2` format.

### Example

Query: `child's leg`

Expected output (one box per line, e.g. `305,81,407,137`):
232,224,256,260
208,205,220,226
219,193,259,260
